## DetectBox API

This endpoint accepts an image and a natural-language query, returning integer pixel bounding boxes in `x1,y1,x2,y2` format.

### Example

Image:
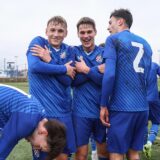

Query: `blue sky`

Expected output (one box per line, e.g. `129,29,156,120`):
0,0,160,69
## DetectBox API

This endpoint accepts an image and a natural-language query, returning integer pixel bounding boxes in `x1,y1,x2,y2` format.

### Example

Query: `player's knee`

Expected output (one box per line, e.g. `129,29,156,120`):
126,154,140,160
75,145,88,160
97,144,109,158
97,152,109,159
56,153,68,160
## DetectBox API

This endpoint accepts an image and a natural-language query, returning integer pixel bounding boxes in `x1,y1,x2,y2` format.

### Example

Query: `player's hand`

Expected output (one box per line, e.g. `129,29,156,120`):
100,107,110,127
65,61,76,79
75,57,90,74
31,45,52,63
98,64,105,74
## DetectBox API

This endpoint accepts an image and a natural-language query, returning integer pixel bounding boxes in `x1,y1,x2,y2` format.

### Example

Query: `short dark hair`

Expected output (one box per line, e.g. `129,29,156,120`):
77,17,96,31
110,9,133,28
47,16,67,28
99,43,105,47
45,119,66,160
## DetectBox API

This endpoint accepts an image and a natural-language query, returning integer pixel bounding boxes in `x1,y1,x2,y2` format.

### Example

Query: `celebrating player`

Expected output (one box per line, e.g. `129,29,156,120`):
72,17,108,160
100,9,152,160
27,16,76,160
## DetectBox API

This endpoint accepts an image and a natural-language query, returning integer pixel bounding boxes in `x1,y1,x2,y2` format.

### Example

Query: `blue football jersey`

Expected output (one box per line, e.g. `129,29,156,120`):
101,30,152,111
27,36,74,117
0,84,44,159
147,62,160,102
72,45,104,118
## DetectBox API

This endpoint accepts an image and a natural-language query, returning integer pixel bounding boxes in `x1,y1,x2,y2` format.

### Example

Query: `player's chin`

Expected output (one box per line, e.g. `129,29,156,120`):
83,42,92,48
51,41,61,48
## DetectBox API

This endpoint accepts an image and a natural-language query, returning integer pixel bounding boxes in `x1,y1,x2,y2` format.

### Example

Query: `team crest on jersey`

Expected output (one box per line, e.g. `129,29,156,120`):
96,54,103,63
60,52,66,59
77,55,83,61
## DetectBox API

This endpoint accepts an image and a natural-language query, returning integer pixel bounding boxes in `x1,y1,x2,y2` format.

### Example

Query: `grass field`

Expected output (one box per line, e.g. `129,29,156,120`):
2,82,160,160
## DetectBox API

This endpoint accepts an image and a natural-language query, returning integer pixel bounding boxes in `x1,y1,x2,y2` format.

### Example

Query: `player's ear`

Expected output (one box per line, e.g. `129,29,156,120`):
64,29,68,38
77,29,80,38
94,29,97,36
42,118,48,123
45,28,48,36
38,118,48,134
41,128,48,136
118,18,124,26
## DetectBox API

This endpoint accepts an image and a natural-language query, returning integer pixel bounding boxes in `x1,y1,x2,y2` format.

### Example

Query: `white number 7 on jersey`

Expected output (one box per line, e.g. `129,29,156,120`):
131,42,144,73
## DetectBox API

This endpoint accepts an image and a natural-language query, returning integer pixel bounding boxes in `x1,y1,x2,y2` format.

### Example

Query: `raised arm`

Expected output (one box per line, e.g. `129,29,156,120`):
27,37,67,75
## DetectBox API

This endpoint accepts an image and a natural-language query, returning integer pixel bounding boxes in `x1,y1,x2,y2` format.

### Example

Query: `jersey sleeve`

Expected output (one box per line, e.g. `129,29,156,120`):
100,36,117,107
86,66,103,86
0,113,20,159
49,59,72,86
72,73,88,86
0,112,41,159
103,36,117,60
27,37,67,75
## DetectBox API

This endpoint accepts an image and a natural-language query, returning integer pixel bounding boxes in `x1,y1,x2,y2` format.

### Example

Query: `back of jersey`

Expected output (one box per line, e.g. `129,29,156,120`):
109,30,152,111
0,84,44,127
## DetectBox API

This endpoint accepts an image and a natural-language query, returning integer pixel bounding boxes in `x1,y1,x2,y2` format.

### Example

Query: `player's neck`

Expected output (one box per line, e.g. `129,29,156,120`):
119,26,129,32
83,44,95,53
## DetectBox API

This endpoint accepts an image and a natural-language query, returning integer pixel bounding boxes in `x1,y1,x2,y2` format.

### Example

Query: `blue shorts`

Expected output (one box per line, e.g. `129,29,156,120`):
56,116,76,154
107,111,148,154
73,116,106,147
149,101,160,124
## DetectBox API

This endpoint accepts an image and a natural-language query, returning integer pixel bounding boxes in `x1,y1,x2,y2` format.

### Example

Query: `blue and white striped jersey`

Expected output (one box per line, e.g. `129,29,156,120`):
72,45,104,118
27,36,74,117
101,30,152,111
